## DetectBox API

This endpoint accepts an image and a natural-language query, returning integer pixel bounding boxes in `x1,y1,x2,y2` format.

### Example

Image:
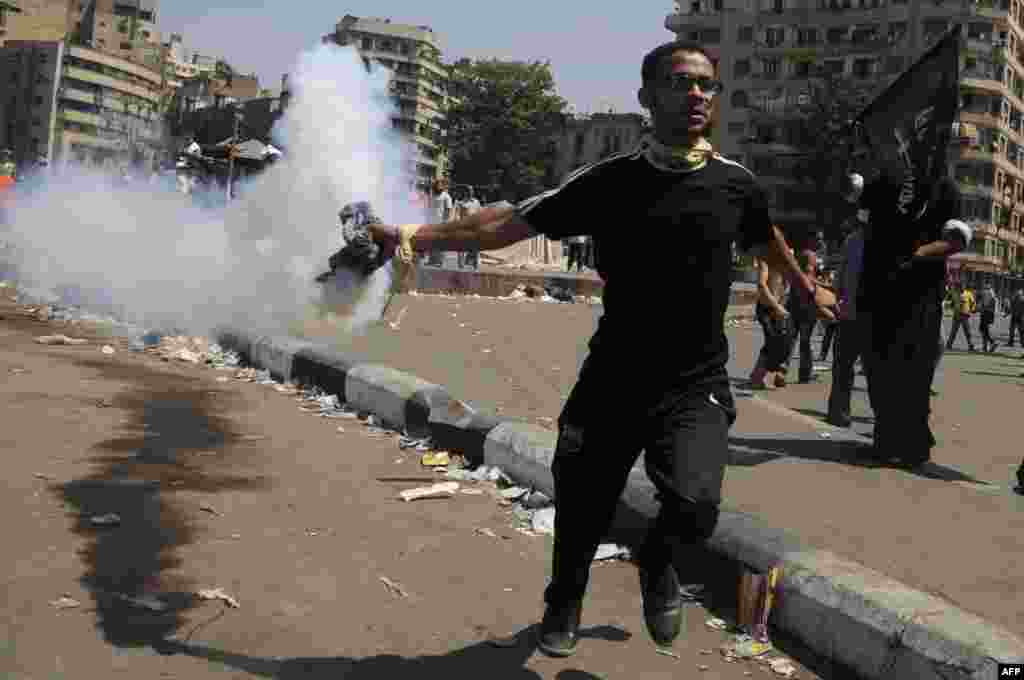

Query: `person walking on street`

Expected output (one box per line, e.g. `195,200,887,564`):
978,283,999,353
858,169,971,468
946,284,976,351
818,269,839,362
457,187,482,269
751,254,791,389
786,237,821,383
367,40,830,658
566,235,587,272
427,178,454,266
826,178,868,427
1008,288,1024,347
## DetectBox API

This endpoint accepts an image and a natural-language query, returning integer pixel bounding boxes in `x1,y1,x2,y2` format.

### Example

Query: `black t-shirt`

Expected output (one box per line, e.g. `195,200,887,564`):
518,151,774,382
858,173,960,314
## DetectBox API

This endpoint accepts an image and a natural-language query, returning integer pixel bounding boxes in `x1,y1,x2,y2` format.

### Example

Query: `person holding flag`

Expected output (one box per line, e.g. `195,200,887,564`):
854,26,971,467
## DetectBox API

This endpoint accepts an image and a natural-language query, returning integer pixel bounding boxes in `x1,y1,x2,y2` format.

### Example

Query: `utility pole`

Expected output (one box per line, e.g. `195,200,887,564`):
226,109,242,201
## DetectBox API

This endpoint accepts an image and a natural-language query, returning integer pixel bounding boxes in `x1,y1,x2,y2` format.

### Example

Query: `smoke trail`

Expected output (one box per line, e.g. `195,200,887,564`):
0,43,425,340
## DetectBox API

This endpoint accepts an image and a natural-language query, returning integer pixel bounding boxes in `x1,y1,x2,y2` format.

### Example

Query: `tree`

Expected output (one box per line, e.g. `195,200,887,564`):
781,69,870,250
445,58,567,202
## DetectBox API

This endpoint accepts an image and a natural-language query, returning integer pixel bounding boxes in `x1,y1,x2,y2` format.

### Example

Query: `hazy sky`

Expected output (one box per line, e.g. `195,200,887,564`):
156,1,674,114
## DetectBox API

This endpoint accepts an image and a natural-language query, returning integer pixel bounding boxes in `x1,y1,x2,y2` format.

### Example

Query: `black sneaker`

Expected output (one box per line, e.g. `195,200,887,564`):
638,564,683,647
537,600,582,657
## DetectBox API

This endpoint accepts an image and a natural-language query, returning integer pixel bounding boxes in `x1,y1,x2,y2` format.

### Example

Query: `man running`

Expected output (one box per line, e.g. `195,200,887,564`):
369,40,829,656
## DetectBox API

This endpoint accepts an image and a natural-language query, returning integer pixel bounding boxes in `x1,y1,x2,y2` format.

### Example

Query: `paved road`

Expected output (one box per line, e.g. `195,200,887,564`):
0,299,829,679
294,292,1024,638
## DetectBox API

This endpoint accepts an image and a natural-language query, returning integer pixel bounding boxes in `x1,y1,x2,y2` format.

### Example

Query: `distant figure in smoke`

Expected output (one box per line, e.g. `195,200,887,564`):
365,40,831,659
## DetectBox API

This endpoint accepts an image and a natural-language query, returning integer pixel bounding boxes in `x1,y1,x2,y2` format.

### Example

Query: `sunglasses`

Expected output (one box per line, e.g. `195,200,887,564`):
663,74,725,97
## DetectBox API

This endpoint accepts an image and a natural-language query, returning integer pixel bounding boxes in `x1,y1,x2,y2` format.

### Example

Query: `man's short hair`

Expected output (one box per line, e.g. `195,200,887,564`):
641,41,717,86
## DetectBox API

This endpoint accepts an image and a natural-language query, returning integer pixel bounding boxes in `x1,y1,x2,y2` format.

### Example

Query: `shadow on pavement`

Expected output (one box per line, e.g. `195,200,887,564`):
154,625,549,679
54,358,272,647
726,435,991,485
792,407,874,426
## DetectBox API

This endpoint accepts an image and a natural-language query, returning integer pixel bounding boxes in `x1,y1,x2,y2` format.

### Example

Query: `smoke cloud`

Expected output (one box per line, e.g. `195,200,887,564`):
0,43,426,340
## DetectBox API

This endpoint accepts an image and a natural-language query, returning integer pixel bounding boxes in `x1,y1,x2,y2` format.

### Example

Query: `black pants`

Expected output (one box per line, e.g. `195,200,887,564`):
1009,315,1024,346
755,303,791,373
819,321,838,361
863,300,942,460
979,310,995,349
827,319,866,421
787,314,817,382
566,244,584,272
544,359,735,607
946,314,975,350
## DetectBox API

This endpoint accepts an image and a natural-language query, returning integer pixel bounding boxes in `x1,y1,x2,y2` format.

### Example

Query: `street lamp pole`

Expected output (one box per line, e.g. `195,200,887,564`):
227,110,241,201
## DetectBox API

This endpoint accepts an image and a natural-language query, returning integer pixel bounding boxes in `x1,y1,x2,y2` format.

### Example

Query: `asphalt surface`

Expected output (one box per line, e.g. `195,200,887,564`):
294,292,1024,638
0,293,830,680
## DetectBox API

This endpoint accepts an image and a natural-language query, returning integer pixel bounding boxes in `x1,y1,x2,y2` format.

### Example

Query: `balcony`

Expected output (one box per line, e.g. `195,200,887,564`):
62,66,161,104
665,11,723,32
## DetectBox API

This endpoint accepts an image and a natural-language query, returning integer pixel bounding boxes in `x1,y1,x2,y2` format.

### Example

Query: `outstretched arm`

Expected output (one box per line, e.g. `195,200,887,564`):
368,205,539,255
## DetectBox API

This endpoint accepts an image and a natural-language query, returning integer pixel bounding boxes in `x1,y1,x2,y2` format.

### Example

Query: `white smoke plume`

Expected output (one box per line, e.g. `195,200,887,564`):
0,43,426,339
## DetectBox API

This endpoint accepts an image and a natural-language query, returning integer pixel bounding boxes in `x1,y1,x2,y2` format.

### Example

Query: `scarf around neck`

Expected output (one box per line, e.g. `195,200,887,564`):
640,134,714,173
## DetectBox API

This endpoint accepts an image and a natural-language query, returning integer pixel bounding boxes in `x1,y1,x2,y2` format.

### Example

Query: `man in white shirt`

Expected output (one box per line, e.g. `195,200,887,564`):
457,186,482,268
428,178,453,266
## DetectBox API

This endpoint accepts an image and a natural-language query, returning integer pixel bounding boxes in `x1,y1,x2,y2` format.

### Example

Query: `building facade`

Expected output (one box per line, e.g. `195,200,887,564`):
666,0,1024,278
553,112,648,182
323,14,452,190
78,0,161,72
0,0,78,46
0,40,163,169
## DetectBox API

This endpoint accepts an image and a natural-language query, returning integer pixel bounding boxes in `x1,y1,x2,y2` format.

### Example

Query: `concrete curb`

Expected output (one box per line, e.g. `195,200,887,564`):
215,327,1024,680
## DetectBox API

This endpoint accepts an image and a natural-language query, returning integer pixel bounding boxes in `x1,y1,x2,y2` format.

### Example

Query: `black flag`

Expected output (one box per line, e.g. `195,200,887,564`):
855,24,961,220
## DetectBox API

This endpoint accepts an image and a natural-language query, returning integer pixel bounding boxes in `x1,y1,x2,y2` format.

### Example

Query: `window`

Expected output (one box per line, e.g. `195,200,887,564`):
381,40,393,51
797,28,818,45
769,0,784,11
888,22,907,43
763,58,781,76
361,37,373,50
738,26,754,42
727,121,746,134
851,24,879,44
734,58,751,78
827,27,846,44
765,27,785,46
853,58,874,78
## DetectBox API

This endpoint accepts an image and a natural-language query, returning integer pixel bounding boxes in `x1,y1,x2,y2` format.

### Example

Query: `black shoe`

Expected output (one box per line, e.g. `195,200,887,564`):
895,453,931,469
537,600,582,657
639,564,683,647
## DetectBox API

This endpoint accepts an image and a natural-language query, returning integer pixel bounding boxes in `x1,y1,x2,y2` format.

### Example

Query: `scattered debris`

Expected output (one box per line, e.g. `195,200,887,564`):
697,664,710,671
399,436,432,451
199,504,221,517
722,635,773,660
474,527,498,538
420,451,451,467
769,659,797,677
100,345,115,355
593,544,631,561
530,507,556,535
172,348,202,364
499,486,530,501
486,633,521,648
387,306,408,330
9,367,27,375
35,334,88,346
819,432,832,439
89,513,121,527
705,617,730,631
50,595,81,610
680,584,706,602
379,576,409,598
33,472,53,481
460,488,484,496
216,376,229,383
656,648,680,660
399,482,459,502
196,588,240,608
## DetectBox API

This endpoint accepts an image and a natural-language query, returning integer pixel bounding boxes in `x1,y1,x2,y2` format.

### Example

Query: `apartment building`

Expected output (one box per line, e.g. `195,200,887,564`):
667,0,1024,278
0,39,163,168
553,112,648,181
0,0,79,46
78,0,161,72
323,14,452,190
